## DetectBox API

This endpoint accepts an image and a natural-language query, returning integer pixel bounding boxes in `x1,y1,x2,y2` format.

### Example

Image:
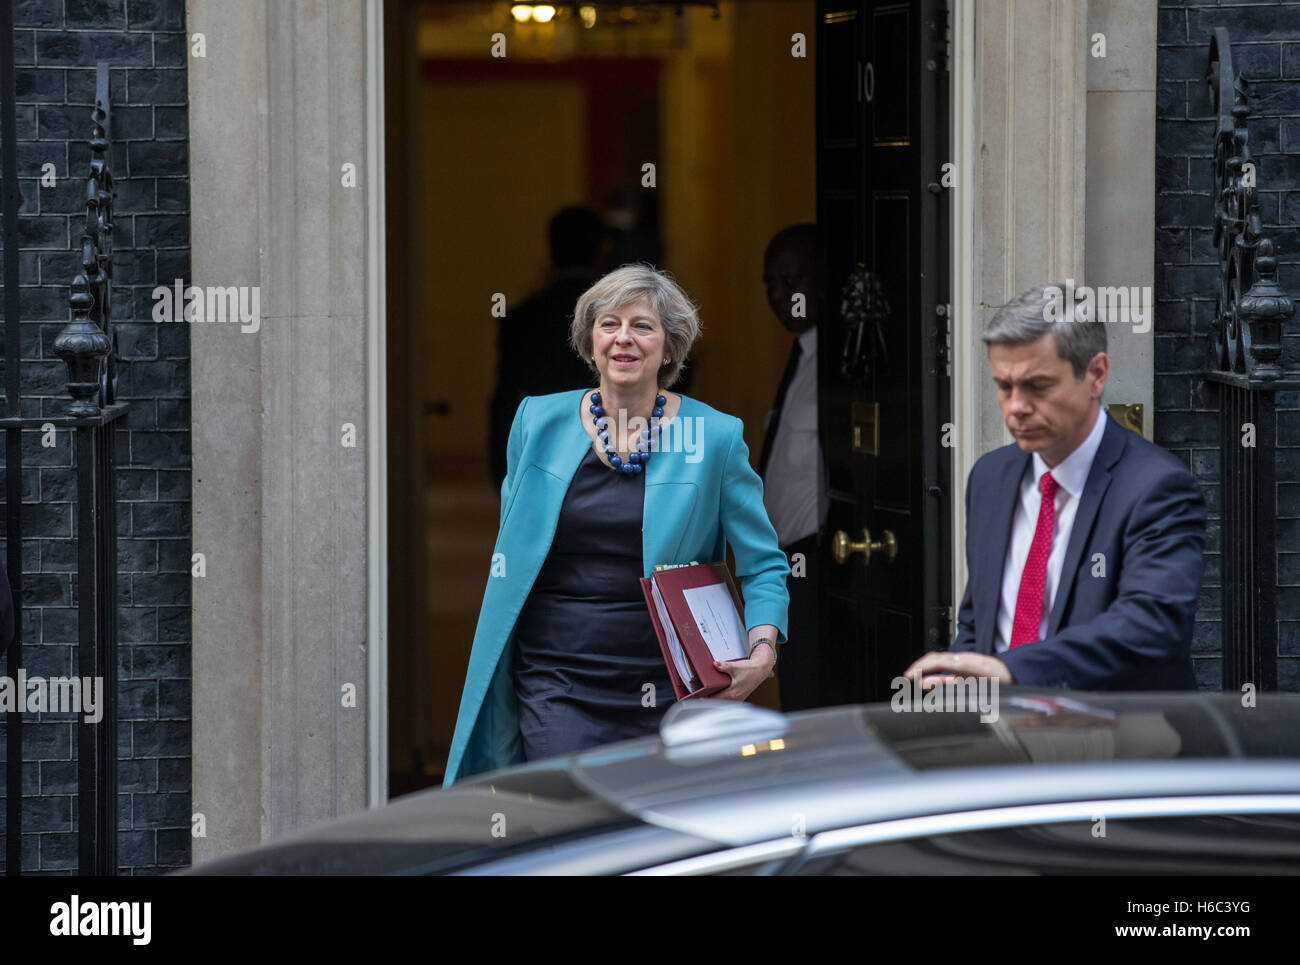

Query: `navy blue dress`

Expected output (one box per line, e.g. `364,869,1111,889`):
512,446,677,761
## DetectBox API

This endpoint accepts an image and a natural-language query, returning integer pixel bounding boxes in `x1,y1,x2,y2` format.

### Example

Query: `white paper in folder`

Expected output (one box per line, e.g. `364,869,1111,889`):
680,582,749,662
651,580,695,685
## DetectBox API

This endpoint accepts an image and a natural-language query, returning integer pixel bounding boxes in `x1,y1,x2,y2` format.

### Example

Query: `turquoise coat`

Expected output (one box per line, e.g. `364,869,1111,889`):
443,389,791,785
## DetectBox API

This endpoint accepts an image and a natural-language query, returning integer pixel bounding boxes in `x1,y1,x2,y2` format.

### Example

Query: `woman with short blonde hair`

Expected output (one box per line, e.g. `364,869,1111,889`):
445,265,789,783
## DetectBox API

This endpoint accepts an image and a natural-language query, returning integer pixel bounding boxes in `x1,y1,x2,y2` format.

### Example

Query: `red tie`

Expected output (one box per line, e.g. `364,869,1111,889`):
1010,471,1058,648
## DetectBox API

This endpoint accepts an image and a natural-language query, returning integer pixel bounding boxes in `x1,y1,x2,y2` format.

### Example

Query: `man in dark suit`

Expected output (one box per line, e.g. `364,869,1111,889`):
906,283,1206,691
758,224,827,711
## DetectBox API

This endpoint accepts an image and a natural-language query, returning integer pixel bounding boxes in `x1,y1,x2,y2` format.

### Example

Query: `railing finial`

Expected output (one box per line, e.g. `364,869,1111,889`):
1206,29,1295,384
52,62,115,417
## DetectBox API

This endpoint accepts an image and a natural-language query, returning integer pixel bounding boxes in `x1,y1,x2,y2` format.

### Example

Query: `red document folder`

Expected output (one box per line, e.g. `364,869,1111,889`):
639,561,748,700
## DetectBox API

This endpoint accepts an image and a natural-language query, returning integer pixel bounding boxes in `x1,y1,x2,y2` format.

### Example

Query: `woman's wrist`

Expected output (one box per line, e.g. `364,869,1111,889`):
748,637,777,667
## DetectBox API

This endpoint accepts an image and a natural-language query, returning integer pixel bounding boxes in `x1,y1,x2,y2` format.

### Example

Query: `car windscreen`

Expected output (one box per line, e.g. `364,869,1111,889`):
189,766,646,875
861,691,1300,770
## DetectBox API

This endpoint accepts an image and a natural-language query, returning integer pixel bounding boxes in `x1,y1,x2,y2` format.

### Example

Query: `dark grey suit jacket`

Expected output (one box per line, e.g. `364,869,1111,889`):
951,414,1206,690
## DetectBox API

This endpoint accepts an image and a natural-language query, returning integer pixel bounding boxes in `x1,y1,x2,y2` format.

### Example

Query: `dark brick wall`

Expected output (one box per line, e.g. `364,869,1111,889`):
1157,0,1300,692
0,0,190,873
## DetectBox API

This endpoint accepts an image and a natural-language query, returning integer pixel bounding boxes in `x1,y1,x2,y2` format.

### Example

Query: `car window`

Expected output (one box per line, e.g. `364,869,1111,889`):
861,695,1300,771
789,813,1300,875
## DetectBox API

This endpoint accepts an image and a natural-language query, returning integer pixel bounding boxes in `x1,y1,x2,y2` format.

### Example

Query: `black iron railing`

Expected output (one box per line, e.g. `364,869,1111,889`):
1204,28,1295,692
1,19,125,873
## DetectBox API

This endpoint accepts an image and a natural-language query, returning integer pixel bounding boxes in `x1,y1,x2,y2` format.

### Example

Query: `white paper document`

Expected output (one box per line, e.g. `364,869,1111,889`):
651,580,695,686
680,582,749,662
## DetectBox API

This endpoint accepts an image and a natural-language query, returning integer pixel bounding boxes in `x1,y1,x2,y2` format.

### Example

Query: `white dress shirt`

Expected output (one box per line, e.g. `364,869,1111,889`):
762,325,828,547
994,408,1108,653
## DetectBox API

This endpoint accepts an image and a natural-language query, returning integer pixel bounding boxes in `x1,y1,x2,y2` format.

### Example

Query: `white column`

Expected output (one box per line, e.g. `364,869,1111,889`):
951,0,1088,617
1085,0,1157,437
189,0,383,861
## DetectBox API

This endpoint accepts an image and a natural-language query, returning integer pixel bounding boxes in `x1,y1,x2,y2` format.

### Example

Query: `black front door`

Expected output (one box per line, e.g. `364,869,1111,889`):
816,0,951,703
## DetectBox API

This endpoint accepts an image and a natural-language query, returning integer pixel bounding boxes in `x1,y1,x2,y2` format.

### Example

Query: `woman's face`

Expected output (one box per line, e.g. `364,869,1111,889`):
591,296,667,393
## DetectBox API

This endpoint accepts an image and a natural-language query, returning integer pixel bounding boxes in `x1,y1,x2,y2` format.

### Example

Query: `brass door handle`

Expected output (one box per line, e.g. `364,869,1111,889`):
831,528,897,566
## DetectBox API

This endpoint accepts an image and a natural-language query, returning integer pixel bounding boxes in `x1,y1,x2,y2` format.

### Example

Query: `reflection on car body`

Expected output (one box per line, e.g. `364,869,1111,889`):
186,691,1300,876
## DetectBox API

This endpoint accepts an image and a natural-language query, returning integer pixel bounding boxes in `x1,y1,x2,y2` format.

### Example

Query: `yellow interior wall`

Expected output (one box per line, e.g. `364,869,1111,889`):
728,3,818,445
418,78,588,461
659,1,816,447
660,3,816,709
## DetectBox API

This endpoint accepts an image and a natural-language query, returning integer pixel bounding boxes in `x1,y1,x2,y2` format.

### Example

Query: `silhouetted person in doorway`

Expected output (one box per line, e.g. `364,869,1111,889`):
601,185,664,272
489,206,609,488
759,224,828,712
598,187,693,394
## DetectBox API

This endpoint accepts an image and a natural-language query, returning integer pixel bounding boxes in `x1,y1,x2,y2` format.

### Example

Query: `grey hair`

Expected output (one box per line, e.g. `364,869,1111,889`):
981,283,1107,378
569,264,701,388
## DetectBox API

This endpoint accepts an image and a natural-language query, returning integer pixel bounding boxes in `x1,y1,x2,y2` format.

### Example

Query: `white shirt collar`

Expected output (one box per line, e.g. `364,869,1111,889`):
1031,406,1108,498
796,325,817,357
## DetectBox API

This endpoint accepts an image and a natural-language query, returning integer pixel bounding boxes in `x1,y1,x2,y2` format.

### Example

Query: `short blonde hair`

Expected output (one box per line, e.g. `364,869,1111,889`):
569,264,701,388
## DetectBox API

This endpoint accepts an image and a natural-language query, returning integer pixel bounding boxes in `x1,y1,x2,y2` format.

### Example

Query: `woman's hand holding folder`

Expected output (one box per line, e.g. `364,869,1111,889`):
640,562,779,701
712,628,777,701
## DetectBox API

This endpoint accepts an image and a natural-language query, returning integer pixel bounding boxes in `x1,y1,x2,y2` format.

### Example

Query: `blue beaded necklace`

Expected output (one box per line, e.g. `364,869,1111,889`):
588,390,667,475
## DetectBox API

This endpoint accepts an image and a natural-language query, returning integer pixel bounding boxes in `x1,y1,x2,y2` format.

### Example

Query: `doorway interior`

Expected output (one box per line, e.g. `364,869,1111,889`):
383,0,820,794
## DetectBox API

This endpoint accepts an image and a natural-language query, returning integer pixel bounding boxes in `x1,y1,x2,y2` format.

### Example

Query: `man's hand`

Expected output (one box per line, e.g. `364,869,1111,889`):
713,643,776,701
904,650,1015,688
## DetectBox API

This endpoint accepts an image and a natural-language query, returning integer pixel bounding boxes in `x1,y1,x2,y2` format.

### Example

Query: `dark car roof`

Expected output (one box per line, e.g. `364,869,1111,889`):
189,690,1300,872
556,690,1300,844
